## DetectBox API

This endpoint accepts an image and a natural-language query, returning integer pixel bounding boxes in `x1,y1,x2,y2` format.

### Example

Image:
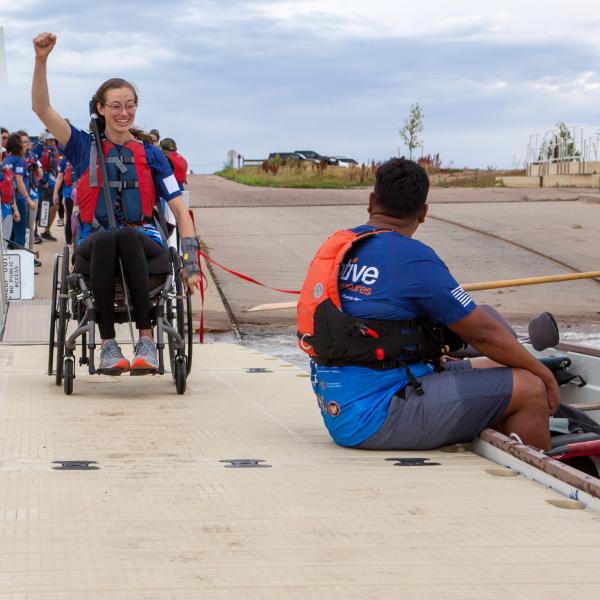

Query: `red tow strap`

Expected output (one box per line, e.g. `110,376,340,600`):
197,249,301,295
196,248,207,344
188,209,300,345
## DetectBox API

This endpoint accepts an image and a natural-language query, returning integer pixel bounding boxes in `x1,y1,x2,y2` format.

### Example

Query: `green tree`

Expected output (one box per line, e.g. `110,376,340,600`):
541,122,580,160
399,103,424,160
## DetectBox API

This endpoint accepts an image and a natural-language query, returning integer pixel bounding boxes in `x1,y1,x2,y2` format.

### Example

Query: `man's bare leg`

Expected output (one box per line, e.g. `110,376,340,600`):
463,358,552,450
492,368,551,450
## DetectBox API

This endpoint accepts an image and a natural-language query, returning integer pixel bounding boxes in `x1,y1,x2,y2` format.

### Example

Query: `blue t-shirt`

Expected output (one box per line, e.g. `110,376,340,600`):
311,225,476,447
2,155,28,199
63,124,182,245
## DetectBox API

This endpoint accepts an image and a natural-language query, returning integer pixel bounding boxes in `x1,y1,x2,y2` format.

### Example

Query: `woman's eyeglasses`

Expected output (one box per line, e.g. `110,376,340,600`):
104,102,137,114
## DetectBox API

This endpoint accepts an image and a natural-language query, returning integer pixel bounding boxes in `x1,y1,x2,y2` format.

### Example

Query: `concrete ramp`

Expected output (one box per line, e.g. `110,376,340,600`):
0,343,599,598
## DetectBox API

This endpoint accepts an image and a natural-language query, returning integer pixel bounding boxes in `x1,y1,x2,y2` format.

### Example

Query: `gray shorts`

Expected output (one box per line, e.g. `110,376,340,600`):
358,360,512,450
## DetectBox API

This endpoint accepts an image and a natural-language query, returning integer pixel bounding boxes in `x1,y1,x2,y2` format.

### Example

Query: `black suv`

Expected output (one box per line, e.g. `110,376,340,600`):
294,150,338,165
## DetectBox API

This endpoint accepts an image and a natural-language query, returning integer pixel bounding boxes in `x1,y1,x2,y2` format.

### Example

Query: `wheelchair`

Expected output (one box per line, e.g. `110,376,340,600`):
48,242,193,395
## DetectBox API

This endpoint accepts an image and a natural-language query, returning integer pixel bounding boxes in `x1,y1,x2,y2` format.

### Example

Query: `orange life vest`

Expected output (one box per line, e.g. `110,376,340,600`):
297,228,464,375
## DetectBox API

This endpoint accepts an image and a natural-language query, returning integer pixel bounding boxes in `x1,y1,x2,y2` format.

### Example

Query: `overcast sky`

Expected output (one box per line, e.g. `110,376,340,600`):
2,0,600,171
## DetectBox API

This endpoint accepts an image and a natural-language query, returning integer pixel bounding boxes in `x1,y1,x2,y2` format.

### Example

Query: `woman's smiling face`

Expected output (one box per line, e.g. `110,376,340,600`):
98,87,137,136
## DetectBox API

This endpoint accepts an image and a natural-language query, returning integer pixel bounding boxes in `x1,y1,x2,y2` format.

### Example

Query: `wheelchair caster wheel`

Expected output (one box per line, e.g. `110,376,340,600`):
63,358,74,395
174,356,186,395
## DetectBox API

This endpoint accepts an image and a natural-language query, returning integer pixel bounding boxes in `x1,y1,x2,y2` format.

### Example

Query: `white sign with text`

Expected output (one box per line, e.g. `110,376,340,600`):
2,250,35,300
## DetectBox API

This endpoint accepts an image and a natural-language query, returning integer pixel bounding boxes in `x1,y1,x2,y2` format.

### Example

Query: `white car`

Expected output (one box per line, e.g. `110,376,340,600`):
334,157,358,168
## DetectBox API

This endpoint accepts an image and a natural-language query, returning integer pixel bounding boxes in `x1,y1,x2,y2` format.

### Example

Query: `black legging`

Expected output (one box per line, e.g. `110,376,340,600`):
63,196,73,244
82,228,166,339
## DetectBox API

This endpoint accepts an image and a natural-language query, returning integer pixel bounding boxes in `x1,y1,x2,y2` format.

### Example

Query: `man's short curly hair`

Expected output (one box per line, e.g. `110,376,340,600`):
373,157,429,218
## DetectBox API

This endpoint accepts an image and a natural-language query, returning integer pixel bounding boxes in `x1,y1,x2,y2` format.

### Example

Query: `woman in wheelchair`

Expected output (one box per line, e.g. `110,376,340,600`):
32,32,201,374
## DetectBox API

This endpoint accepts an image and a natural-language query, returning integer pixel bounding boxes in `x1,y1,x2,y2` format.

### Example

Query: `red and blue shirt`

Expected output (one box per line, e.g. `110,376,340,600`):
63,124,182,244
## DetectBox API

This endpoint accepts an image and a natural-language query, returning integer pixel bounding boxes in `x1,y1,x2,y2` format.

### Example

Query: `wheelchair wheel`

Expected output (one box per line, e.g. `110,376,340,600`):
63,357,74,395
48,253,61,375
167,291,187,380
167,248,192,380
55,246,70,386
185,291,193,373
174,356,186,394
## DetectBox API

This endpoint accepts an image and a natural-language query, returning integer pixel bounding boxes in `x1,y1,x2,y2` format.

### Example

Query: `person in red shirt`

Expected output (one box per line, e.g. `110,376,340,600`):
1,128,8,160
159,138,188,189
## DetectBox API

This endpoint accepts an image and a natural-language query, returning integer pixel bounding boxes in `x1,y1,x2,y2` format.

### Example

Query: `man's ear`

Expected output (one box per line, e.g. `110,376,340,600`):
418,203,429,224
368,191,375,214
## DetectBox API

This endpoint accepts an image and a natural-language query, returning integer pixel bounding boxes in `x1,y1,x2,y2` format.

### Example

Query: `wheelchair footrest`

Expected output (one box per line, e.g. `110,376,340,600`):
96,368,128,376
130,368,158,376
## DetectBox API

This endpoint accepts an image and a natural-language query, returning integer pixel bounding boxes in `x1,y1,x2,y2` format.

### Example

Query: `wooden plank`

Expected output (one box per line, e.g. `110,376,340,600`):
479,428,600,500
245,271,600,312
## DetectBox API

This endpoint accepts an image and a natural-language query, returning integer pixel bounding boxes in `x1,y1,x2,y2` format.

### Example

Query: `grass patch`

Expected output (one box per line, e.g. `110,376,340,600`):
217,162,375,188
217,162,525,189
432,169,524,188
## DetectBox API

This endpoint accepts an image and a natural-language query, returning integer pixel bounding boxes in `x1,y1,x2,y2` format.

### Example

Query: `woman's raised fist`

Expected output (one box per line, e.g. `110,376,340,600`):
33,32,57,60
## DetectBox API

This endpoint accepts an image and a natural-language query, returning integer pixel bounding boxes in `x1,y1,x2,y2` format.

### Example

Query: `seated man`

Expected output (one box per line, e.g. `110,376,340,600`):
297,158,559,451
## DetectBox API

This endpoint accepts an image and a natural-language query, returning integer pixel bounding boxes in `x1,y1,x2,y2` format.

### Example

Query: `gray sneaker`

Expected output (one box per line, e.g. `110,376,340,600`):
131,336,159,372
98,339,130,374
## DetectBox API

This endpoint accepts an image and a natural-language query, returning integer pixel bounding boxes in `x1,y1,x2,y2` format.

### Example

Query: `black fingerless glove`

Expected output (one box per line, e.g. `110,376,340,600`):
180,236,200,276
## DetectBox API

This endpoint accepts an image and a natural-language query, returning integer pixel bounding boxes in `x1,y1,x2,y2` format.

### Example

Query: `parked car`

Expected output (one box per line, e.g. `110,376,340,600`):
294,150,338,165
335,156,359,168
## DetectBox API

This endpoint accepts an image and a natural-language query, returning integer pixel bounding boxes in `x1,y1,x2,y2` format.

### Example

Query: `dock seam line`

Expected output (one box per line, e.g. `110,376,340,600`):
210,371,306,442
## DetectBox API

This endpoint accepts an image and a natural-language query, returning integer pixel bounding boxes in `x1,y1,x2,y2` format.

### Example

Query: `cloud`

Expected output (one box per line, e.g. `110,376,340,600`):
2,1,600,170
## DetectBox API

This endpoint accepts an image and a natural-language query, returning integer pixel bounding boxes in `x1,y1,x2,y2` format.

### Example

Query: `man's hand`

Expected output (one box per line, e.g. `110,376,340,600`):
33,33,57,60
13,208,20,223
542,375,561,416
52,193,59,206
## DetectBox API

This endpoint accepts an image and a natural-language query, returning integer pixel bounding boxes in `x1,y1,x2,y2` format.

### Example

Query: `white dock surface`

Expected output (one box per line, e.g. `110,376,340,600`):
0,343,599,599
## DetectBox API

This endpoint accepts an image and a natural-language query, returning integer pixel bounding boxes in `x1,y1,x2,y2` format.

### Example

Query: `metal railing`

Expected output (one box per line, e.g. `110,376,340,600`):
241,158,266,167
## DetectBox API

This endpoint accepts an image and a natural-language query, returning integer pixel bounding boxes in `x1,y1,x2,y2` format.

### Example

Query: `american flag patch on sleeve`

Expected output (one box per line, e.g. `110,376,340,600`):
451,285,473,308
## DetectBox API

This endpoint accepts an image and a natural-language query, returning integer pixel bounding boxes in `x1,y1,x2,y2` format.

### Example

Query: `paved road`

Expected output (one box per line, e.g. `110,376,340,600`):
189,175,586,208
187,175,600,332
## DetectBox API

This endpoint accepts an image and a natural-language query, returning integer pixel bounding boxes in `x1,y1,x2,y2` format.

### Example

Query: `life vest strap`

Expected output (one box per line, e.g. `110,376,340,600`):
108,180,139,190
89,142,98,187
106,156,129,173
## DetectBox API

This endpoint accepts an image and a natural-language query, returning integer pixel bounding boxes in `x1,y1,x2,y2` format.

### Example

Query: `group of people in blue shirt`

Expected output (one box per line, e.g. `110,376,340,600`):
0,126,72,263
